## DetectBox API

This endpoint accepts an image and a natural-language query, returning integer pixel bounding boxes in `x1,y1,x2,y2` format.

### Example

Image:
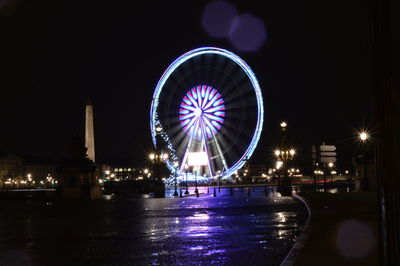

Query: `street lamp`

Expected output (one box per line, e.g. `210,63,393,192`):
328,162,334,183
359,131,369,190
104,170,111,181
274,148,295,161
360,132,368,141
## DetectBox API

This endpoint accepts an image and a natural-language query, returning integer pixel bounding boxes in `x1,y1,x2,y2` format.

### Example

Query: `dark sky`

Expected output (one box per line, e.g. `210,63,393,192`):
0,0,384,170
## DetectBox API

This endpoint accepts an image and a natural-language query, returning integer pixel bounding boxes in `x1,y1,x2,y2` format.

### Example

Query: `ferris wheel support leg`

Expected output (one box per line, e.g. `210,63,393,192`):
199,119,214,178
179,118,198,173
211,131,229,177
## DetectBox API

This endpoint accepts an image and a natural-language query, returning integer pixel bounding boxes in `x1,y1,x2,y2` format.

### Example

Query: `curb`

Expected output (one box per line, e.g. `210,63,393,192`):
280,193,312,266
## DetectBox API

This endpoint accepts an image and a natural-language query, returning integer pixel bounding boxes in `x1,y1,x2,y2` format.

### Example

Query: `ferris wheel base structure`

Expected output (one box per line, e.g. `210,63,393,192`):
150,47,264,183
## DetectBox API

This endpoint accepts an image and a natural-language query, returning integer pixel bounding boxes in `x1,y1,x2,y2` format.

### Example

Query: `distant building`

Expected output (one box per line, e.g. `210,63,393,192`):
0,153,58,188
0,154,23,181
24,156,57,179
112,166,139,180
98,164,142,181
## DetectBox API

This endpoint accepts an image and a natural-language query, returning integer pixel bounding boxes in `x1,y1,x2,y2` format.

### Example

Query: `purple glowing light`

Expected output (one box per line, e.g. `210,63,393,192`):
179,85,225,141
202,0,238,38
229,13,267,52
336,219,375,259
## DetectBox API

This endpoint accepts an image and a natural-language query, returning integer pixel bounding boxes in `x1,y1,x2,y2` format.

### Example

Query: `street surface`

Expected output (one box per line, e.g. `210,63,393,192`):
0,187,307,265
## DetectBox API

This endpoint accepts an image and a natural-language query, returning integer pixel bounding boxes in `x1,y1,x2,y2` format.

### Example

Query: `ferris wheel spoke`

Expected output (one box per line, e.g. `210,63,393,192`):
202,86,212,108
182,113,199,133
203,113,224,123
180,105,197,112
203,105,225,113
186,92,198,108
179,113,195,121
203,91,221,110
202,116,219,135
195,86,203,107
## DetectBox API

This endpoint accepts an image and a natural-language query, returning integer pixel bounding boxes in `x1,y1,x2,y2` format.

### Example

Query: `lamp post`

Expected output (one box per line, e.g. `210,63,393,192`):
328,162,334,184
173,162,178,196
274,148,295,180
194,170,199,197
184,164,189,194
27,173,32,190
359,132,369,190
148,153,156,180
173,171,178,196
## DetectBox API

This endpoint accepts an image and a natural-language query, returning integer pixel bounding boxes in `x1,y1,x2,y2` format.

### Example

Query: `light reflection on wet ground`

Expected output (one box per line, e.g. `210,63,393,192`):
0,187,307,265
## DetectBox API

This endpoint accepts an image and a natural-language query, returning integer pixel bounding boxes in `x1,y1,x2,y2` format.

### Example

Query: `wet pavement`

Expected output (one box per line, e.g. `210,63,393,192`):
0,187,307,266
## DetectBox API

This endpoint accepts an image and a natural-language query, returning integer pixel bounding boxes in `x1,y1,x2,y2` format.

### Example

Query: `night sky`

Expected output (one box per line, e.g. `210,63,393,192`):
0,0,387,170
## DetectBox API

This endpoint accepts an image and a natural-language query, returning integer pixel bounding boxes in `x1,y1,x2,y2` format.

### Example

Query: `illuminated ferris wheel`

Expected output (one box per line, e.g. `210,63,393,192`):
150,47,264,181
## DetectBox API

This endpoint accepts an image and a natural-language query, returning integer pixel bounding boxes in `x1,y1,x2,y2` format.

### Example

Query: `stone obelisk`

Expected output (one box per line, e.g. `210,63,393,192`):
85,99,95,162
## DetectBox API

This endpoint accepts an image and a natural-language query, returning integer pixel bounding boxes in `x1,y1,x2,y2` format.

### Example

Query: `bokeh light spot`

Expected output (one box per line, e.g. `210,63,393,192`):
229,13,267,52
202,0,238,38
336,219,375,259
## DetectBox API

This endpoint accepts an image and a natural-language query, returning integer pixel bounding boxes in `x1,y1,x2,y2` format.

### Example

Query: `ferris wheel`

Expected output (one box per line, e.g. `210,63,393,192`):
150,47,264,181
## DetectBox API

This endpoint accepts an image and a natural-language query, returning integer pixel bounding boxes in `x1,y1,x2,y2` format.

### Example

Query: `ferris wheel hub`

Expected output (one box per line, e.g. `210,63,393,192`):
194,107,202,117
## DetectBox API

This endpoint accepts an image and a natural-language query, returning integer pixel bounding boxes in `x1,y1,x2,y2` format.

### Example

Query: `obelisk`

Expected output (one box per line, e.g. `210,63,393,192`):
85,99,95,162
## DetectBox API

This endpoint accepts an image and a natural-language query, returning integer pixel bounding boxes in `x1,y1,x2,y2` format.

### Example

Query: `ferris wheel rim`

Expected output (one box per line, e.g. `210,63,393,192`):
150,47,264,179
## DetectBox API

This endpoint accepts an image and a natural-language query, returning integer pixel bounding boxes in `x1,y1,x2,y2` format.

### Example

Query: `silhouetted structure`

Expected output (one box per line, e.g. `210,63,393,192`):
353,149,377,191
370,0,400,264
276,121,293,196
57,136,101,199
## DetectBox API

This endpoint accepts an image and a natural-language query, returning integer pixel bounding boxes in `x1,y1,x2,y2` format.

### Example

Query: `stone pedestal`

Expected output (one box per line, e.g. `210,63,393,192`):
57,136,102,200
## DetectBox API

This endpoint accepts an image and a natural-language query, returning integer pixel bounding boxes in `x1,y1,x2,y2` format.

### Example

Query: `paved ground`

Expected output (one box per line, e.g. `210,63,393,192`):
0,187,307,266
293,192,379,266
